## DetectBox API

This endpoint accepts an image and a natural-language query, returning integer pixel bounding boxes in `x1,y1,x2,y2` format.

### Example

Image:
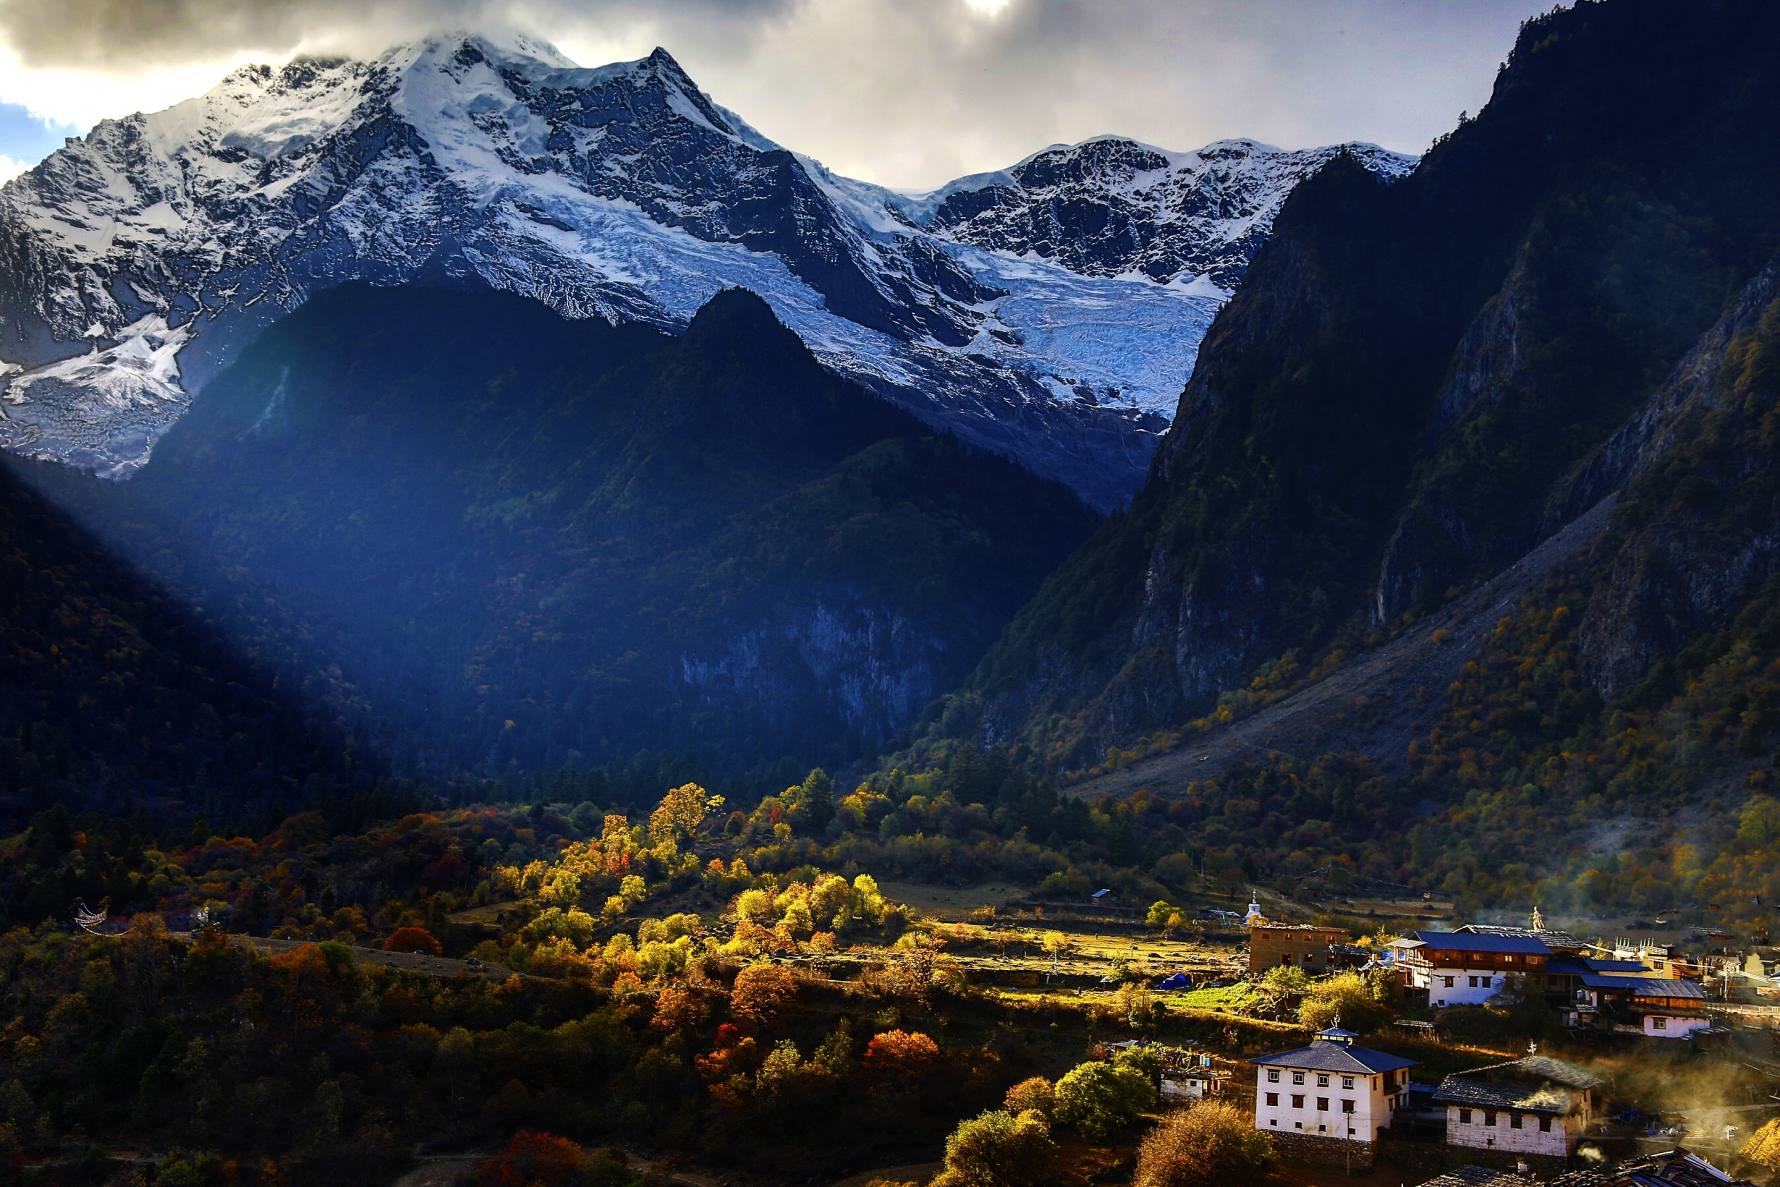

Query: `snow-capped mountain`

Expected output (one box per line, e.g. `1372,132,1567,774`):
0,32,1414,507
904,135,1415,290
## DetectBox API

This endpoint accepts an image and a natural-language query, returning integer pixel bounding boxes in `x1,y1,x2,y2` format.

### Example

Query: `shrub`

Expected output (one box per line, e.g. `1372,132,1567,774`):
1134,1101,1274,1187
933,1109,1058,1187
382,926,443,956
1053,1059,1154,1138
1298,971,1391,1031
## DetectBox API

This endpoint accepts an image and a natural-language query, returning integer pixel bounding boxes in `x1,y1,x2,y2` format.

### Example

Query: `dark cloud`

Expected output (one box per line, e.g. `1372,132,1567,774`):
0,0,797,66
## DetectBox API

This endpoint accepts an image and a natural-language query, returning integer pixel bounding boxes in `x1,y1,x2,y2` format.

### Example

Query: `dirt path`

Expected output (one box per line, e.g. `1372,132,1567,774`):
388,1147,729,1187
1067,495,1617,800
230,934,520,980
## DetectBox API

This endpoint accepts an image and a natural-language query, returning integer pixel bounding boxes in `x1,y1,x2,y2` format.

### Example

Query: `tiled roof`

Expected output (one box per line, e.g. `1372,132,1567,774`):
1612,1149,1747,1187
1579,973,1706,999
1414,929,1551,955
1507,1056,1604,1089
1461,923,1588,949
1435,1074,1576,1113
1433,1056,1600,1114
1541,1149,1746,1187
1251,1039,1416,1075
1549,957,1652,975
1418,1167,1532,1187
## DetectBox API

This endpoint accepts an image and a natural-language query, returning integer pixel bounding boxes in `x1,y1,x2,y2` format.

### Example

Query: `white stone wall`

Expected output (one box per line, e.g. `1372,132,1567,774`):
1643,1012,1709,1038
1429,967,1507,1006
1254,1067,1399,1143
1445,1105,1578,1156
1161,1074,1222,1100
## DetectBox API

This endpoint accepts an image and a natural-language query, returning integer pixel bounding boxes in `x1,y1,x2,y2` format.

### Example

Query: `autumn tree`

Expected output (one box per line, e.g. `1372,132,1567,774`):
476,1130,594,1187
1134,1101,1274,1187
1003,1076,1054,1117
1040,931,1069,975
730,963,798,1029
1298,970,1393,1032
648,783,723,855
862,1029,941,1083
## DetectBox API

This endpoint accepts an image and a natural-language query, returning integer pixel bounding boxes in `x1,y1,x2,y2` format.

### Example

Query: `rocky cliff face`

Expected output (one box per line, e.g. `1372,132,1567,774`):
39,282,1096,781
938,0,1780,768
1571,262,1780,698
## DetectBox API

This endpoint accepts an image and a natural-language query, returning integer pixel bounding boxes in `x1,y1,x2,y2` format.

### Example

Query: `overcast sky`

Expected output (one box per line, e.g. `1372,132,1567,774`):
0,0,1555,190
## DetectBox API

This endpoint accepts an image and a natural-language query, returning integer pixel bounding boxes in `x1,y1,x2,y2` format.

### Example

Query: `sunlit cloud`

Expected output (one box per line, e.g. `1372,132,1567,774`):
0,0,1553,190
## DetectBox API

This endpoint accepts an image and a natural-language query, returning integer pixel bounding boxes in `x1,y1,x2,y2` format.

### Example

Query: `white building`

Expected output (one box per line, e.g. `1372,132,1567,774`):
1435,1056,1602,1157
1162,1065,1230,1100
1396,931,1552,1007
1251,1027,1416,1146
1573,973,1711,1038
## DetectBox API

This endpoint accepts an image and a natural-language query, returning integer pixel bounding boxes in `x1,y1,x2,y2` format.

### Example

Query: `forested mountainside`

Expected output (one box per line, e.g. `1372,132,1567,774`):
858,0,1780,920
21,283,1094,795
0,458,401,830
937,0,1780,768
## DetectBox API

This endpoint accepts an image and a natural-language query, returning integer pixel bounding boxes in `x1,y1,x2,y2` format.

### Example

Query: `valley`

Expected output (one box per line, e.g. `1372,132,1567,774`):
0,1,1777,1186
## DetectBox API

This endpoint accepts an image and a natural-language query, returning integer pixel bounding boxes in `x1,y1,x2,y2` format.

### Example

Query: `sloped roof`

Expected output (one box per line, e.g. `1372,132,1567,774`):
1414,929,1550,955
1549,958,1653,976
1460,923,1587,949
1419,1167,1533,1187
1252,1038,1416,1075
1542,1149,1747,1187
1508,1056,1604,1088
1579,973,1706,999
1434,1056,1601,1114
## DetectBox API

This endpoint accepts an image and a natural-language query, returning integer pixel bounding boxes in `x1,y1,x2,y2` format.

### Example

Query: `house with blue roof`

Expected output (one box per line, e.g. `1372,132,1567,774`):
1396,930,1553,1007
1250,1027,1416,1162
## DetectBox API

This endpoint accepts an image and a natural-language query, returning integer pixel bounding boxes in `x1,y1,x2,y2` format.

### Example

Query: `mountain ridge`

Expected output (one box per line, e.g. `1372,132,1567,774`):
31,280,1099,785
925,0,1780,770
0,32,1411,508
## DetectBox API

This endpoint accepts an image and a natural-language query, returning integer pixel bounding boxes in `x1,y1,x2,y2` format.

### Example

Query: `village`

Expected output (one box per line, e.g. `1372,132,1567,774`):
871,882,1780,1187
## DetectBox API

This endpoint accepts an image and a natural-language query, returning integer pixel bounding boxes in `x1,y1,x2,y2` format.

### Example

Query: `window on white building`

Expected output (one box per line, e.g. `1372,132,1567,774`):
1292,1095,1304,1109
1316,1074,1329,1087
1267,1070,1280,1082
1459,1109,1472,1124
1342,1077,1354,1090
1292,1072,1305,1085
1444,975,1455,987
1540,1117,1552,1133
1653,1016,1667,1030
1266,1092,1278,1106
1484,1111,1497,1127
1510,1113,1523,1129
1341,1100,1355,1114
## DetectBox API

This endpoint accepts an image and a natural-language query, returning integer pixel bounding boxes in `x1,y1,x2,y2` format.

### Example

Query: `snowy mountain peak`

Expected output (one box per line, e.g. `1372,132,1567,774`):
0,35,1414,506
903,133,1417,290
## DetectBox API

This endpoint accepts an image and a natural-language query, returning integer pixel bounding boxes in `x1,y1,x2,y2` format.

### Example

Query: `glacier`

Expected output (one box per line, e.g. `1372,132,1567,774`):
0,31,1414,508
